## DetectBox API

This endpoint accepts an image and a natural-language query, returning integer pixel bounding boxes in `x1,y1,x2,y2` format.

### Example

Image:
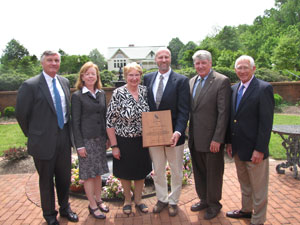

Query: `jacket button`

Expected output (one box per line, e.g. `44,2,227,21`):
234,120,237,123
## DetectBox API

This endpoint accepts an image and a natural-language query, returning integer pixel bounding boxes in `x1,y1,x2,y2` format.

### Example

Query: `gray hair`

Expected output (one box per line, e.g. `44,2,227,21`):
155,47,171,58
235,55,255,69
40,50,61,62
192,50,212,62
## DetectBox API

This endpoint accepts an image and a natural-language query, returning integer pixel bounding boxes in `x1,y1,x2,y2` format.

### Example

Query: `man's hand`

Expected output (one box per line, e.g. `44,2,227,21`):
210,141,221,153
226,144,232,158
251,150,264,164
170,132,180,147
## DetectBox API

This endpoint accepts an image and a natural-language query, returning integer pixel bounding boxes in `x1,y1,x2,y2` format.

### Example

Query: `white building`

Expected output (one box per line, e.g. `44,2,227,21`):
107,45,165,71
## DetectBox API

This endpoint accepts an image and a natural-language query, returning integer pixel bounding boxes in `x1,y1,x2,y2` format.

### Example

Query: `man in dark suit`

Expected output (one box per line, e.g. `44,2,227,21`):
143,47,190,216
226,55,274,225
188,50,231,220
16,51,78,225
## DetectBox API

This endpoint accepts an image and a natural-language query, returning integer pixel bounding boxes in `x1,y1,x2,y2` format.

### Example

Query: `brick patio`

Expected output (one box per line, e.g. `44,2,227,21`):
0,160,299,225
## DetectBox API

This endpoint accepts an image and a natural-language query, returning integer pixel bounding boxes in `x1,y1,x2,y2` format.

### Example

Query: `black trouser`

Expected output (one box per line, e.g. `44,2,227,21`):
190,145,224,210
33,124,71,221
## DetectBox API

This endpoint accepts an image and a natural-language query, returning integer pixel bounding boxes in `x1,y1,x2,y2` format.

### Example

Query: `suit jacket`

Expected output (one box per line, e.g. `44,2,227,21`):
16,73,71,160
227,77,274,161
188,70,231,152
143,70,190,146
71,89,107,148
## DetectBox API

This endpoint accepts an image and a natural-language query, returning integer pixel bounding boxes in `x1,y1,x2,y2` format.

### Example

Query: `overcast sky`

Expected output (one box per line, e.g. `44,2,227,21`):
0,0,275,59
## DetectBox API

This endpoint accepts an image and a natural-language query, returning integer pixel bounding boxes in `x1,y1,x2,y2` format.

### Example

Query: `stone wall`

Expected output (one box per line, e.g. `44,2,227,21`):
0,82,299,114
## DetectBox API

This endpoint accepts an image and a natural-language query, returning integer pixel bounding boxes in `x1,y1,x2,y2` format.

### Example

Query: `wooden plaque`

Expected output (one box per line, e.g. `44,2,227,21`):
142,110,173,147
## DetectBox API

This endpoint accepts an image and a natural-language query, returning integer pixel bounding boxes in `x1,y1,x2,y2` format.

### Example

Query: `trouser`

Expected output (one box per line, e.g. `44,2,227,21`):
149,144,184,205
234,155,269,224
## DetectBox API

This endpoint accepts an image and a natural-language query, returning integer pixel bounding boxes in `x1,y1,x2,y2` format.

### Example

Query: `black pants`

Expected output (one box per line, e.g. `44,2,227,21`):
190,145,224,210
33,125,71,220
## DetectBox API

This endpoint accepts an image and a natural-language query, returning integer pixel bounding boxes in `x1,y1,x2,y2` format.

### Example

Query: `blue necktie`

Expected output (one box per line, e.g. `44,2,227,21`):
235,85,245,112
52,78,64,129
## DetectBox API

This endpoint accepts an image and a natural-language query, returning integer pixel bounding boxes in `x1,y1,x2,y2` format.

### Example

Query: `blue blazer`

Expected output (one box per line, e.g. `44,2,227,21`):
227,77,274,161
143,70,190,146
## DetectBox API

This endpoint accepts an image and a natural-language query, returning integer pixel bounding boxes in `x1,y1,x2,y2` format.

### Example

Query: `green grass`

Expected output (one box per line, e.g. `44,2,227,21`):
0,124,27,155
269,114,300,159
0,114,299,158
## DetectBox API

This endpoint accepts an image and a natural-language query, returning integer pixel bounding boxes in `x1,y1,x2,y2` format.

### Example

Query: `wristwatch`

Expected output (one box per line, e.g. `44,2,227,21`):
111,145,118,148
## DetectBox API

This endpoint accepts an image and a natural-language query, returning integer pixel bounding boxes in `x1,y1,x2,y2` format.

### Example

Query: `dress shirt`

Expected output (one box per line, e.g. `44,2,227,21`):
82,86,101,98
152,68,171,101
43,71,67,124
238,75,255,96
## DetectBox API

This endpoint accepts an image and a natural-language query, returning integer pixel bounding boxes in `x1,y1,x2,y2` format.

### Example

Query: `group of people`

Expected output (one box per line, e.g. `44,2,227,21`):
15,47,274,225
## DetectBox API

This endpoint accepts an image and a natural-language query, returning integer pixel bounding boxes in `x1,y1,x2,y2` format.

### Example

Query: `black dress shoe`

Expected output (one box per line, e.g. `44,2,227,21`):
190,201,208,212
226,209,252,219
46,217,59,225
60,207,79,222
204,207,220,220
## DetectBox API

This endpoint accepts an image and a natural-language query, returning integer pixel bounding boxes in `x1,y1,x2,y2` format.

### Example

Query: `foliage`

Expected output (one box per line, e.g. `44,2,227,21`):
3,146,28,161
3,106,15,118
0,39,29,65
274,93,283,106
168,37,184,68
89,49,107,70
255,68,291,82
100,70,115,87
62,74,78,88
174,67,196,79
0,73,29,91
60,55,90,74
102,175,125,199
213,66,237,83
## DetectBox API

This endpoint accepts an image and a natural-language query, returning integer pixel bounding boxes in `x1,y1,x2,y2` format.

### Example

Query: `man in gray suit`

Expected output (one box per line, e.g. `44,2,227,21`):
16,51,78,225
188,50,231,220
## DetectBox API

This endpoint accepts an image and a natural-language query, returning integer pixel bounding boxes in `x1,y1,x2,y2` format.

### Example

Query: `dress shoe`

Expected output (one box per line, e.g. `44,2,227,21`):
153,200,168,213
46,217,59,225
190,201,208,212
250,223,264,225
60,207,79,222
204,207,220,220
88,205,106,219
168,204,178,217
226,209,252,219
96,200,109,213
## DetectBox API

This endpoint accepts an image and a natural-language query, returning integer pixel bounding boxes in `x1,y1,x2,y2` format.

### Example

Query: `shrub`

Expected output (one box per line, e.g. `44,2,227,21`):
255,68,291,82
0,73,29,91
3,106,15,117
213,66,237,83
3,146,28,160
274,93,283,107
62,74,78,88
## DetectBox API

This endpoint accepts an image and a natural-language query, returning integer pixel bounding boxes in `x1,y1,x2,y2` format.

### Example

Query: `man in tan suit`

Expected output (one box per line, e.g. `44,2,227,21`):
188,50,231,220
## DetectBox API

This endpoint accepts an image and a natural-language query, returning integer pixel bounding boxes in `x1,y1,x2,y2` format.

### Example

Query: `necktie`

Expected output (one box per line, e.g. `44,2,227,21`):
156,75,164,108
235,85,245,112
193,77,204,101
52,78,64,129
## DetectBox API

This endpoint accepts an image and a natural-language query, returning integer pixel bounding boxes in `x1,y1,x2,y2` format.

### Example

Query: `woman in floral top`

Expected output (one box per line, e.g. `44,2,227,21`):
106,62,152,215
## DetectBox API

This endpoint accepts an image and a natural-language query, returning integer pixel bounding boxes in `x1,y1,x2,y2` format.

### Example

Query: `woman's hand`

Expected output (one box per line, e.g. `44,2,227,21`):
77,147,87,158
112,147,121,160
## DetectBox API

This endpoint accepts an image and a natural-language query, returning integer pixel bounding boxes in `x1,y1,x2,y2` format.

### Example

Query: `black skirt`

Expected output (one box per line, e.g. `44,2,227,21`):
113,135,152,180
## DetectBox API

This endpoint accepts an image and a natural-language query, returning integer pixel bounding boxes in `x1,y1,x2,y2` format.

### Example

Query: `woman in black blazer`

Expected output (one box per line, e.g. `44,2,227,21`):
71,62,109,219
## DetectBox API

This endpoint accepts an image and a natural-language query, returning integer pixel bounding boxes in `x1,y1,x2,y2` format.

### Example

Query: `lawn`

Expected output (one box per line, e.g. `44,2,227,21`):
0,124,27,155
0,114,299,158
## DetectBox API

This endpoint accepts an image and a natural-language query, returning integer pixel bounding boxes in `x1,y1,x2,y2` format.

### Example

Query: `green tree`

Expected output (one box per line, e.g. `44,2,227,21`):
178,41,197,67
89,49,107,70
168,37,184,68
60,55,90,74
215,26,240,51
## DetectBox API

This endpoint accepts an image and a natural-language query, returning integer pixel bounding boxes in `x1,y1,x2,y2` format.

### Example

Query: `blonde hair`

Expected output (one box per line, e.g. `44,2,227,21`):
75,61,102,90
123,62,143,80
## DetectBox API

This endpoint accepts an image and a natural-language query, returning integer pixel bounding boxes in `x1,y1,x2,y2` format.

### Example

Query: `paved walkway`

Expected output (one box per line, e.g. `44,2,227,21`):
0,160,300,225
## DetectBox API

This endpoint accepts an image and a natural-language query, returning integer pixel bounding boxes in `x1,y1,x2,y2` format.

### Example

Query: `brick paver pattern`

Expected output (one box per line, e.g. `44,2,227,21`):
1,160,300,225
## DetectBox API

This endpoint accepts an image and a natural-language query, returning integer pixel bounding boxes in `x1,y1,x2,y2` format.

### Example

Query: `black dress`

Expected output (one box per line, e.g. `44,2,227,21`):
106,85,152,180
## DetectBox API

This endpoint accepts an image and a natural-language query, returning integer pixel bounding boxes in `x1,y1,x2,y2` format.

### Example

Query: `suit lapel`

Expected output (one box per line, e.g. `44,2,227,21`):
232,83,239,116
39,73,56,114
235,77,258,115
148,72,158,108
194,71,215,108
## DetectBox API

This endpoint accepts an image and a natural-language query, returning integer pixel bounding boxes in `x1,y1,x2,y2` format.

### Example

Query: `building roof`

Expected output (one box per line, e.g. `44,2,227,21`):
107,46,165,60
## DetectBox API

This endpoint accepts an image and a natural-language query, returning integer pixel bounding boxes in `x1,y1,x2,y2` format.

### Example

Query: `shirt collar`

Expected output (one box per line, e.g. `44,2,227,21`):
240,75,254,89
43,70,57,82
158,67,171,79
82,86,100,94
